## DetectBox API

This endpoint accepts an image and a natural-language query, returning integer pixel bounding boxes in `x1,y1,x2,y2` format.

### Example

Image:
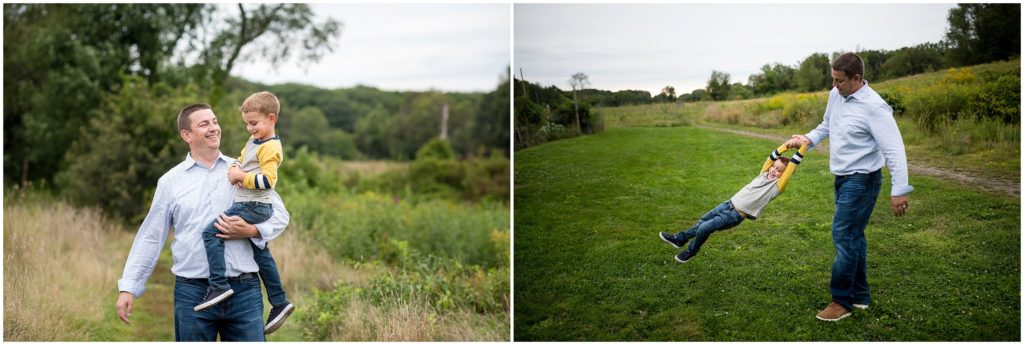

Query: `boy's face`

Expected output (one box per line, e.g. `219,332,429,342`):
243,111,277,140
768,160,787,180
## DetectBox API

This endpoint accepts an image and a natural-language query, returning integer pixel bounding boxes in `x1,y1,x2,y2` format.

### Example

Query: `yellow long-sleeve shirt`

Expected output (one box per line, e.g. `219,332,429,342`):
234,136,283,203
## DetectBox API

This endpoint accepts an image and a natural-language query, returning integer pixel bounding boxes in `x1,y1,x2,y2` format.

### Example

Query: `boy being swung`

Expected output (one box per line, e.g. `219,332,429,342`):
659,143,807,263
196,91,295,334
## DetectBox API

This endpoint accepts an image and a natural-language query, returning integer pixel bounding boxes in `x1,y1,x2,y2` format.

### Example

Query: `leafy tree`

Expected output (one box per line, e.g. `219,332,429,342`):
795,53,832,92
881,44,947,80
749,63,796,96
473,71,511,154
946,3,1021,66
729,82,754,100
706,70,731,101
857,49,892,82
660,86,677,102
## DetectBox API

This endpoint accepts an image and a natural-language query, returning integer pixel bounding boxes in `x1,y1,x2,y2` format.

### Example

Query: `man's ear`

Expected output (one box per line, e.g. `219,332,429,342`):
180,129,192,144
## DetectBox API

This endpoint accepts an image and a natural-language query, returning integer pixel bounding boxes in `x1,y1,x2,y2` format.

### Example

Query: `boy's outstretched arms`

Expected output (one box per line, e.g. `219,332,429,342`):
776,143,808,193
760,144,791,174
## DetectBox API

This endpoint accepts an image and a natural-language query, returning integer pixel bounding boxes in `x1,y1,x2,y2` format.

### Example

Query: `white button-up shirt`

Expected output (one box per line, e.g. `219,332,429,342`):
805,82,914,196
117,152,290,297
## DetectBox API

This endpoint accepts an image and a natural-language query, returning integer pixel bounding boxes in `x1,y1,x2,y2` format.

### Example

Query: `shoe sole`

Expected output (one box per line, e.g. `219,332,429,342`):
674,255,690,263
853,304,869,310
815,312,851,322
659,233,681,248
193,289,235,312
264,303,296,335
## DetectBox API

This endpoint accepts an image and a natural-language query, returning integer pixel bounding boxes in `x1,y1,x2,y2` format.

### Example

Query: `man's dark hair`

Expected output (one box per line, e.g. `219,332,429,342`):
178,103,212,131
831,53,865,80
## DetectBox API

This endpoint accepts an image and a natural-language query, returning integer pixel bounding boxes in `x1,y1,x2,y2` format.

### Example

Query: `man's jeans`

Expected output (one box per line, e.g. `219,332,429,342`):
674,200,746,255
202,201,289,307
174,274,265,341
830,169,882,311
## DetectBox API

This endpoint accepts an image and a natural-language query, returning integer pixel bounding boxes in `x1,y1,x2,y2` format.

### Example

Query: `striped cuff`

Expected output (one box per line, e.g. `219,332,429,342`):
254,174,272,189
769,150,781,161
791,152,804,165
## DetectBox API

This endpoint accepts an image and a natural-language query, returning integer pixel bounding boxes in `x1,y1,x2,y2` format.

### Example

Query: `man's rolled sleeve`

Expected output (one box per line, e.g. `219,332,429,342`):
869,106,914,196
117,180,173,297
251,191,290,249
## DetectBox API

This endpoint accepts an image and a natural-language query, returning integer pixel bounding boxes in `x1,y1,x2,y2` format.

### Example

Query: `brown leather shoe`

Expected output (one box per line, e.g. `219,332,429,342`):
816,301,851,321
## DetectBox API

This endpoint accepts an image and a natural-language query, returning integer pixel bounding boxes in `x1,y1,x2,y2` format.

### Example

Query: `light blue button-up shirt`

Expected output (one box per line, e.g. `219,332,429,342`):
117,152,290,297
805,82,914,196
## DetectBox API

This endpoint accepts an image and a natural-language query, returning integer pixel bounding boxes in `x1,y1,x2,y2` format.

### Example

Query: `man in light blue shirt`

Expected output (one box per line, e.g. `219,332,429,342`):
115,103,290,341
786,53,912,322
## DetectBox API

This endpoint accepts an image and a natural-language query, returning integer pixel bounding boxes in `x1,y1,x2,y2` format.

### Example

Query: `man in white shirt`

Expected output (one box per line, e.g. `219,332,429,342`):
115,103,290,341
785,53,912,322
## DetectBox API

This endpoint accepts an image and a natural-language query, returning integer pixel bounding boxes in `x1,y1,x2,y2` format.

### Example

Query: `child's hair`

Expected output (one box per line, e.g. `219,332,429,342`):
178,103,212,131
776,156,791,165
239,91,280,117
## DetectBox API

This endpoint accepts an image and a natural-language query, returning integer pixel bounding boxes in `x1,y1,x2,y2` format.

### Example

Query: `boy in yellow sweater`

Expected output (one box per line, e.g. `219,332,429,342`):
659,143,807,263
195,92,294,335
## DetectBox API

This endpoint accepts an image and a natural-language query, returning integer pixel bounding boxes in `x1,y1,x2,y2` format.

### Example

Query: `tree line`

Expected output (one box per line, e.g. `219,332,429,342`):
553,3,1020,107
4,3,510,222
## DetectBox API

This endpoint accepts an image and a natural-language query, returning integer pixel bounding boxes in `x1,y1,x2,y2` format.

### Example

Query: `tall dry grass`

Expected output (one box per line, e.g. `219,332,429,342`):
315,298,507,341
3,196,131,341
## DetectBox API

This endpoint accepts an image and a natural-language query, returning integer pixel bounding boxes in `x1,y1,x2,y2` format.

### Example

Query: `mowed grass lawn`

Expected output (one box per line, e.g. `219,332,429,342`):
513,126,1019,341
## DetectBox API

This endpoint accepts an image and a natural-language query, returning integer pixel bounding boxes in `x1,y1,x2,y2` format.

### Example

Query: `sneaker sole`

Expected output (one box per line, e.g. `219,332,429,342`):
659,233,681,248
193,289,235,312
674,255,690,263
815,312,851,322
853,304,869,310
264,303,296,335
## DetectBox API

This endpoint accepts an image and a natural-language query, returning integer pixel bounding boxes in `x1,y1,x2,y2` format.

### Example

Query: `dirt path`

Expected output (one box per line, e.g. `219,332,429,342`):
696,124,1020,197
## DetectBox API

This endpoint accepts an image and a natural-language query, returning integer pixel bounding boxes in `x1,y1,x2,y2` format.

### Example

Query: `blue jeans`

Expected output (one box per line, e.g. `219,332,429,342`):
674,200,746,255
174,274,265,341
829,170,882,311
202,201,288,307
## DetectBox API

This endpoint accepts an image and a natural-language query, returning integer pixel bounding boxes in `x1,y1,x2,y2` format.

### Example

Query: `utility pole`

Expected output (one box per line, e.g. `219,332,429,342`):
440,103,449,140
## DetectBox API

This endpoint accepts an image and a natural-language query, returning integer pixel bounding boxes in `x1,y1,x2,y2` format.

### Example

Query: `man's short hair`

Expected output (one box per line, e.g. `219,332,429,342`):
239,91,280,117
831,53,865,80
178,103,212,131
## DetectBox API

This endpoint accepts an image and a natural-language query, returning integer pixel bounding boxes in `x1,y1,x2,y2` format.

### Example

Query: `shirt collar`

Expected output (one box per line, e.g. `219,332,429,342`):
845,80,870,102
252,136,281,145
184,152,233,170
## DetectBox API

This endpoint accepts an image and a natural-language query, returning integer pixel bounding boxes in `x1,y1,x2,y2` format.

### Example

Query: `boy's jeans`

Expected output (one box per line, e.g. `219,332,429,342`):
674,200,745,255
829,169,882,311
202,201,289,307
174,274,265,341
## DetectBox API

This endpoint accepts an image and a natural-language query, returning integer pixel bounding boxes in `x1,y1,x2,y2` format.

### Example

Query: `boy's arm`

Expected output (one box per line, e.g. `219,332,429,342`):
776,144,808,193
760,144,790,174
242,142,282,190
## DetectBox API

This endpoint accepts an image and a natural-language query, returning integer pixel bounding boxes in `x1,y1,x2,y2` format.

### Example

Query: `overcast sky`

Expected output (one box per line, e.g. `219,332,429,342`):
231,3,510,93
515,3,958,96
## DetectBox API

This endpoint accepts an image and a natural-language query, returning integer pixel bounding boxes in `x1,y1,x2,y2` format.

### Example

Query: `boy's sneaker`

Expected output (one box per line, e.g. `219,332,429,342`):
264,302,296,335
193,288,235,312
659,232,686,248
675,250,695,263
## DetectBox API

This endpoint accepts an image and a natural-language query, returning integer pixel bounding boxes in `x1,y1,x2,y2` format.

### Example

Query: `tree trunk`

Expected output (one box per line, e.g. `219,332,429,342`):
572,88,581,133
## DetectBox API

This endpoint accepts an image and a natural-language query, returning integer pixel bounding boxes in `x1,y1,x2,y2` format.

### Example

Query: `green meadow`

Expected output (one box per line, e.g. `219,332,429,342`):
513,126,1019,341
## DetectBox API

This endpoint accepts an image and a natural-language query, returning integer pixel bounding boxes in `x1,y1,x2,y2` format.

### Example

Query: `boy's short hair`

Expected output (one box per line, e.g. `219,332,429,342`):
239,91,280,118
777,156,791,165
831,52,865,80
178,103,212,131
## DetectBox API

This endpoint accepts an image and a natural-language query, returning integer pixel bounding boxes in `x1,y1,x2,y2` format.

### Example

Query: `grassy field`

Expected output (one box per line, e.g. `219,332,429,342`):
4,155,509,341
596,59,1021,182
513,126,1019,341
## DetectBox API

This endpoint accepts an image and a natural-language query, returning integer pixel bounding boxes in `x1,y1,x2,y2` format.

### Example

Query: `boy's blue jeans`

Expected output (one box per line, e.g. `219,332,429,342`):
674,200,745,255
202,201,289,307
829,170,882,311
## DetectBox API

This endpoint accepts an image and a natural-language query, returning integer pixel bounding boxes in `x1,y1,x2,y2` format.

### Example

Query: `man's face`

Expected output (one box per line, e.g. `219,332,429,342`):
183,109,221,150
831,69,861,97
242,111,275,140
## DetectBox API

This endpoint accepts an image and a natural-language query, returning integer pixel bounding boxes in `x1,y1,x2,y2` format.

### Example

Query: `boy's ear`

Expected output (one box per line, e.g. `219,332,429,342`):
268,113,278,124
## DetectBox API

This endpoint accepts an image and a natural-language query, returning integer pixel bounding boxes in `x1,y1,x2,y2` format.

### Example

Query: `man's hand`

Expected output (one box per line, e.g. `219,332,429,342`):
227,166,246,186
891,195,909,217
785,135,811,149
214,213,260,240
116,291,135,325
